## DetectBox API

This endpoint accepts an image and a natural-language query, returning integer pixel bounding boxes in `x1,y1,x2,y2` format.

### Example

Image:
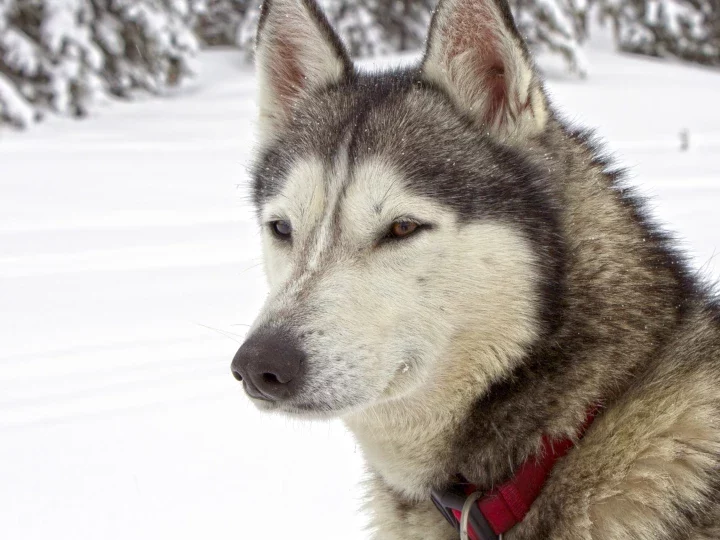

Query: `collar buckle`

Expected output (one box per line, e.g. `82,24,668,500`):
430,485,499,540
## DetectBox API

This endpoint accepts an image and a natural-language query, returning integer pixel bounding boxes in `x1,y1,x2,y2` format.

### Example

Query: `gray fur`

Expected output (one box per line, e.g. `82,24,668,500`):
236,0,720,538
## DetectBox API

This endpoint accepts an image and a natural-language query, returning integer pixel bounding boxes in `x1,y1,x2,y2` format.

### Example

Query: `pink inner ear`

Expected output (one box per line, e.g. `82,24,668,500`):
443,2,514,127
269,37,306,114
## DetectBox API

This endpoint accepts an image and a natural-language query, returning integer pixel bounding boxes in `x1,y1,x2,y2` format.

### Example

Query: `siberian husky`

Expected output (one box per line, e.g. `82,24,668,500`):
231,0,720,537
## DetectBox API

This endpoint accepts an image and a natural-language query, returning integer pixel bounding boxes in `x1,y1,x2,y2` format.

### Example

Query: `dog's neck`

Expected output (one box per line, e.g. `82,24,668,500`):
344,127,691,501
343,342,594,501
343,372,482,500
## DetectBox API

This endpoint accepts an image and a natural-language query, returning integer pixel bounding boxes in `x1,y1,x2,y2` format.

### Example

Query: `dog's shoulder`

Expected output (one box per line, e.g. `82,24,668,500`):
518,304,720,538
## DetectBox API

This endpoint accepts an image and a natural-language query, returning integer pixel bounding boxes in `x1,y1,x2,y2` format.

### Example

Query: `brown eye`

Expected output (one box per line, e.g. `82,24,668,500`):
390,220,419,239
270,220,292,239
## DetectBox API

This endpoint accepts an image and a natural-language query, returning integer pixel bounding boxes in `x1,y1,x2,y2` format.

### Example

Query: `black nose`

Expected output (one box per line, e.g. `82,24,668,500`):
231,328,305,402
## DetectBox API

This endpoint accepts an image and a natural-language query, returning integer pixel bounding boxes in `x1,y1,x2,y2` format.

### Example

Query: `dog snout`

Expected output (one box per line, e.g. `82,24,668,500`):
231,328,305,402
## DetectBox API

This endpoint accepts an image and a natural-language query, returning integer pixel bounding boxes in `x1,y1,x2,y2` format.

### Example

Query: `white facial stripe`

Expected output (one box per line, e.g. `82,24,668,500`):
260,158,324,297
306,144,350,270
261,148,350,300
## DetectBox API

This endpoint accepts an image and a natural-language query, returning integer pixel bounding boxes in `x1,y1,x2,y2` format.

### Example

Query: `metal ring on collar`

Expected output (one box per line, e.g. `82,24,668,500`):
459,491,503,540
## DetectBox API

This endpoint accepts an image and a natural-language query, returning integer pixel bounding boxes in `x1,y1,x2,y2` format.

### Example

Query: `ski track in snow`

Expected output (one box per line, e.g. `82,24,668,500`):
1,47,719,539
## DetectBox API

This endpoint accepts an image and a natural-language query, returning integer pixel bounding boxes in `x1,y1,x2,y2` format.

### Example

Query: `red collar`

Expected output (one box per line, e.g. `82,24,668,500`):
431,407,599,540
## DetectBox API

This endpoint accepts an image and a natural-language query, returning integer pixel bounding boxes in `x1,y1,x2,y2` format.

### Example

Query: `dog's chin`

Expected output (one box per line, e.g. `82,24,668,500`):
246,394,363,420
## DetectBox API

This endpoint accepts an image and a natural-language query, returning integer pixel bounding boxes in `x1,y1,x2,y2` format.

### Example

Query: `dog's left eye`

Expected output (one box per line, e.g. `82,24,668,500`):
387,220,423,240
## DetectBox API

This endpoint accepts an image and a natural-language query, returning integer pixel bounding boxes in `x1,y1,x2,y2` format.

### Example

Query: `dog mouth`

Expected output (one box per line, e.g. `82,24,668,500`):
248,396,344,419
244,385,370,418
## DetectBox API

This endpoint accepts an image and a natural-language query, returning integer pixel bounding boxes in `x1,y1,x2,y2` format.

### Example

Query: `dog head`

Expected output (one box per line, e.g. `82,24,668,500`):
232,0,564,417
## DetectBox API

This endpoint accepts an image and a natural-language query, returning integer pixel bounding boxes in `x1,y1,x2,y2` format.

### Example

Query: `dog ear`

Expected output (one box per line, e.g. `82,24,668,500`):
422,0,549,141
255,0,351,141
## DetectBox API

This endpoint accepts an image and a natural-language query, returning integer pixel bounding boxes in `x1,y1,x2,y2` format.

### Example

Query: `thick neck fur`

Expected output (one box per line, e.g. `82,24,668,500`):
343,117,694,501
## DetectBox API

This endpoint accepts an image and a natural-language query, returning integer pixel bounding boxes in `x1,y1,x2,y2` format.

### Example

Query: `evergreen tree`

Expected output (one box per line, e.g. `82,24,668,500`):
6,0,718,129
598,0,720,66
196,0,249,46
334,0,434,56
232,0,434,58
0,0,40,126
510,0,589,75
237,0,259,54
324,0,385,57
235,0,587,72
0,0,203,127
326,0,586,66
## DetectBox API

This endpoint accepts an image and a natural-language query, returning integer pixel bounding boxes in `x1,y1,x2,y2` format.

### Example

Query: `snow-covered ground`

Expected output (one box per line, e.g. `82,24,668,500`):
1,41,719,539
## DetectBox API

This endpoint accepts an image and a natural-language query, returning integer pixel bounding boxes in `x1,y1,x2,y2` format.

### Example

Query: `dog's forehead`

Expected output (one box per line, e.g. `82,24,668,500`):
252,70,422,207
252,68,551,229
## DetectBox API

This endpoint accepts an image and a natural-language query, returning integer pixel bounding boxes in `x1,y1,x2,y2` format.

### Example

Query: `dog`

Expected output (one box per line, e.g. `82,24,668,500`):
230,0,720,537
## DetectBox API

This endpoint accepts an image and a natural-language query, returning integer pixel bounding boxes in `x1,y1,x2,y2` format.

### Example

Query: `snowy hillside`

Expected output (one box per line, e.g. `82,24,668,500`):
2,44,720,539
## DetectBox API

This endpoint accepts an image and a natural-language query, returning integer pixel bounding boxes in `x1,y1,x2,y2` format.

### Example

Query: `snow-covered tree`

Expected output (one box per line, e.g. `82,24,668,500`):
324,0,386,57
330,0,588,66
6,0,717,129
234,0,587,72
0,0,39,125
233,0,432,58
92,0,203,97
329,0,434,57
196,0,249,46
0,0,203,127
598,0,720,66
510,0,589,75
209,0,720,71
237,0,259,53
233,0,396,58
0,0,103,125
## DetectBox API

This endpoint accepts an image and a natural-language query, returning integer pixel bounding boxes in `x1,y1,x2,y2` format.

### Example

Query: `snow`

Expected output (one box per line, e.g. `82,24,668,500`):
1,41,720,539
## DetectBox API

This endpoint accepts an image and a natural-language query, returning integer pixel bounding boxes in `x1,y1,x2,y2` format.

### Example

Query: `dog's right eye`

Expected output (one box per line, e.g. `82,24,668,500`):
269,220,292,240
